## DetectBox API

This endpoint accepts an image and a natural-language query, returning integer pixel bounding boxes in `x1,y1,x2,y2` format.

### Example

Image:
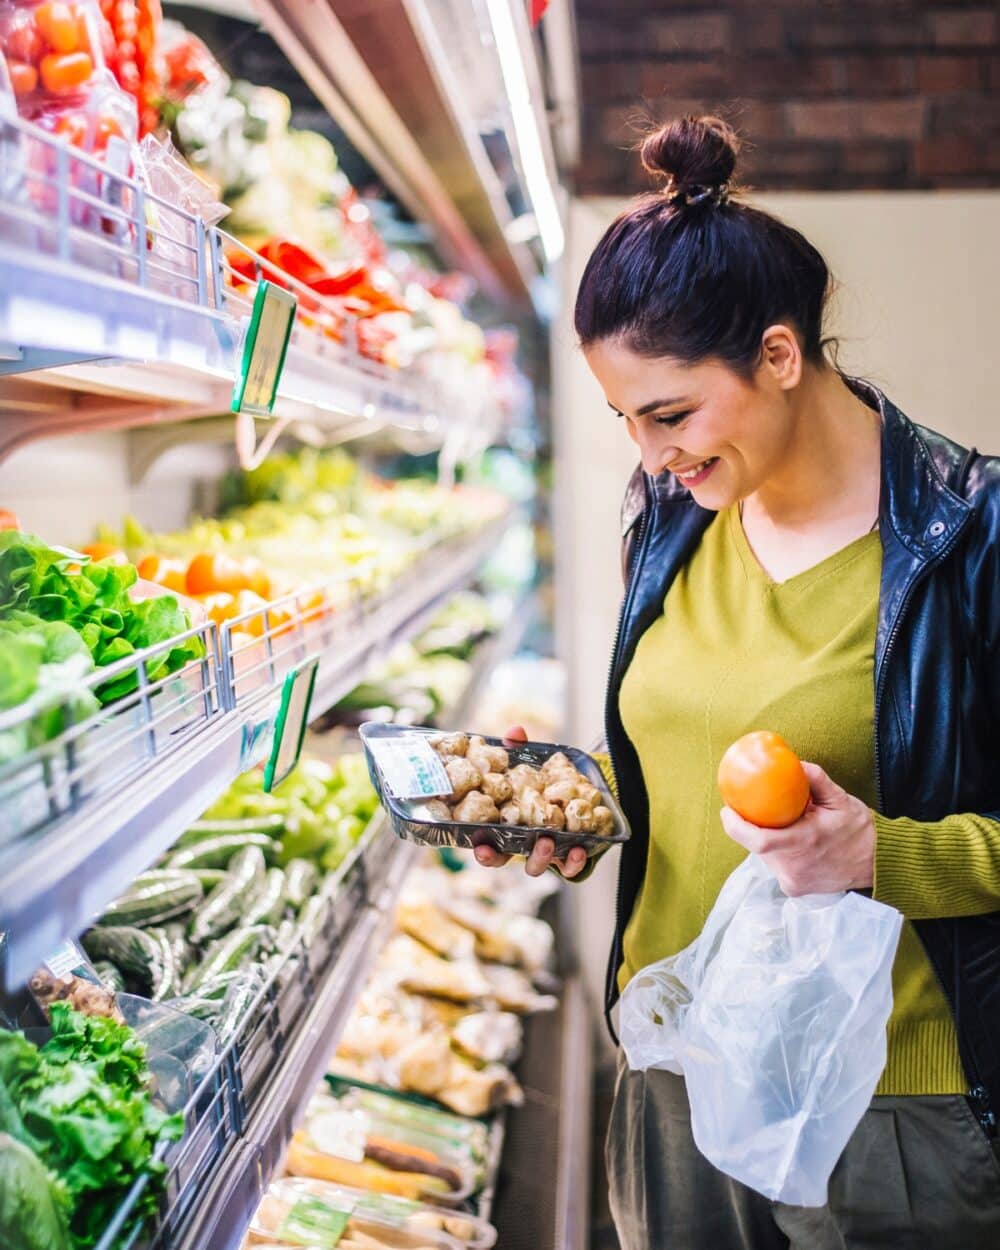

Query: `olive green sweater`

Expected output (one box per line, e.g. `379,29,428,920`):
616,506,969,1096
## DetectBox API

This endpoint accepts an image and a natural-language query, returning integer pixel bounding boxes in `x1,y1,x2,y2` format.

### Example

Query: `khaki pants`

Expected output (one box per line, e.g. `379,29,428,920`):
607,1059,1000,1250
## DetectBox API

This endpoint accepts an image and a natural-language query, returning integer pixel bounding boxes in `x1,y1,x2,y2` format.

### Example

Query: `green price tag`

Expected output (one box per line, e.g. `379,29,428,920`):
263,656,319,792
231,279,297,416
276,1197,352,1247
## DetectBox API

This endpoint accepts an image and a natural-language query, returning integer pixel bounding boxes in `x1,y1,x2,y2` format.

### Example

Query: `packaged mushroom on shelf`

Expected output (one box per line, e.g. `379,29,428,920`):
359,723,630,858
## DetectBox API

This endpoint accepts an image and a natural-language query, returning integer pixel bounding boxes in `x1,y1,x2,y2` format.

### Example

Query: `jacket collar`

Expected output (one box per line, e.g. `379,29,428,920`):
851,378,972,562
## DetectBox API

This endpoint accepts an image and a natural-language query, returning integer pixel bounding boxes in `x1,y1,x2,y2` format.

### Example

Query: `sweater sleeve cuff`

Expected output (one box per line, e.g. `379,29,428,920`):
872,809,1000,919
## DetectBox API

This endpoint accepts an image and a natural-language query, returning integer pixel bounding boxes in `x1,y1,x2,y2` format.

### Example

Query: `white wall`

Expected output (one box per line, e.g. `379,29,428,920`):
553,190,1000,1049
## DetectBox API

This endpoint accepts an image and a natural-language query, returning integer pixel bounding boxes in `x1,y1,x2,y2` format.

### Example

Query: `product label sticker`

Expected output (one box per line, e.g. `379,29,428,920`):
44,940,90,982
277,1197,352,1247
367,735,451,799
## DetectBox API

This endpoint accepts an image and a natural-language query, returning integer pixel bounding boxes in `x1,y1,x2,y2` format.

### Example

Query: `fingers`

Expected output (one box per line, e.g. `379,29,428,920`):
800,761,843,807
554,846,589,879
502,725,529,748
525,836,556,876
720,805,762,852
474,845,512,868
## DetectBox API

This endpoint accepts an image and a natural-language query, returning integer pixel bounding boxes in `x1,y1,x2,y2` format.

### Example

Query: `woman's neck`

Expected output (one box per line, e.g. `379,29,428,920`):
744,369,882,533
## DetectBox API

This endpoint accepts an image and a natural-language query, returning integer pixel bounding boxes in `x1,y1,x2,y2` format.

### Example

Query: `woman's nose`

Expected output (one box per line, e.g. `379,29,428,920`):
637,430,678,477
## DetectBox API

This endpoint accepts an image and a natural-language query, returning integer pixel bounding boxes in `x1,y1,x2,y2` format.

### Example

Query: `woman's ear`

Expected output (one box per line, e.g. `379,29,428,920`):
760,324,803,391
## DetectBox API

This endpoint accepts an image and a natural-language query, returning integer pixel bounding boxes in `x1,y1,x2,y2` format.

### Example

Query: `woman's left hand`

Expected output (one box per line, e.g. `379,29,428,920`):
720,762,876,896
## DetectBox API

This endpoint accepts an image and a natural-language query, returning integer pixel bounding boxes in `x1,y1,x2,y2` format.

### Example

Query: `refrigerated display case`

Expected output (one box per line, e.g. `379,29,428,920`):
0,5,589,1247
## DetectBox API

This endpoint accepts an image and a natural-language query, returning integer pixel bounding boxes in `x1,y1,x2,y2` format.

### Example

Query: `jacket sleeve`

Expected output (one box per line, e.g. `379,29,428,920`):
872,812,1000,918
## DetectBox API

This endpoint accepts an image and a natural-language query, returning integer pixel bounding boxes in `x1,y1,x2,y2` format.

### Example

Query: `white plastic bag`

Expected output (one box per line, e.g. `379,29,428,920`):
620,854,903,1207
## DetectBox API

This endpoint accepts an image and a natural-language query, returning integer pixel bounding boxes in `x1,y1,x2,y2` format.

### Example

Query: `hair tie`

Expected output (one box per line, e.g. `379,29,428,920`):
665,179,730,207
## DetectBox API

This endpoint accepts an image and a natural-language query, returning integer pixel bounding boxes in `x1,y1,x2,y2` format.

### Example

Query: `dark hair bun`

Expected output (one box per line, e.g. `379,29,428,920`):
640,115,739,197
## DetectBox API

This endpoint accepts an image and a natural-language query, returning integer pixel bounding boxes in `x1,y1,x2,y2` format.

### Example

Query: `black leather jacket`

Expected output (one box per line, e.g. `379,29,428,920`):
603,380,1000,1129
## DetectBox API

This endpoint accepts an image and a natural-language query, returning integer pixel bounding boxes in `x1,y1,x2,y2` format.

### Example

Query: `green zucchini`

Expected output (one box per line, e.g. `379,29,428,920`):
283,858,319,911
193,868,229,891
187,847,267,946
165,994,224,1023
299,895,328,946
244,868,287,928
183,925,273,993
164,832,278,872
189,970,247,1001
144,927,179,1001
214,977,263,1046
175,815,285,848
163,922,195,976
92,960,125,993
83,926,167,997
97,870,204,928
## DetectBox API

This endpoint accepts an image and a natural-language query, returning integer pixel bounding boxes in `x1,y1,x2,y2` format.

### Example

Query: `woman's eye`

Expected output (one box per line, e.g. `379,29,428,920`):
655,411,691,428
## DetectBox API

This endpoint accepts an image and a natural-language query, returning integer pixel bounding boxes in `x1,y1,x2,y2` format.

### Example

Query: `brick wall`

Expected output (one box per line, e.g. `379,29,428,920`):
573,0,1000,191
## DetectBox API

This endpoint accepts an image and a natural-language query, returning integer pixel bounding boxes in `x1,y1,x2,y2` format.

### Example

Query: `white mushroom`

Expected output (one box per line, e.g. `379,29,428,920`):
499,802,521,825
592,805,615,836
564,799,597,833
430,733,468,757
445,757,482,802
481,771,514,804
452,791,501,824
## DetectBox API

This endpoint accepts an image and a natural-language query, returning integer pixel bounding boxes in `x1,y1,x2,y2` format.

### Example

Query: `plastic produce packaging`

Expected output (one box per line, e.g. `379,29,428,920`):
620,854,903,1207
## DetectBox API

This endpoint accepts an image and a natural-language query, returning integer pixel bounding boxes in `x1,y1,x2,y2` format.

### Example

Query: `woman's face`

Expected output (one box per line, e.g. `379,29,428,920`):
583,337,798,511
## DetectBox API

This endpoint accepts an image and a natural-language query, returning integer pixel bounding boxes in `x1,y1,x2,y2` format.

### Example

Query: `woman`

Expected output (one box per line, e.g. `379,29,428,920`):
475,116,1000,1248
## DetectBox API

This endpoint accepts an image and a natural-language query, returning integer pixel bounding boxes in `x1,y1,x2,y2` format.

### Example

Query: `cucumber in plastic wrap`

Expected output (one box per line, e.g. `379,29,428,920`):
283,858,319,910
187,847,267,945
183,925,274,993
243,867,288,928
164,832,279,872
175,815,285,848
82,925,177,1000
97,869,204,927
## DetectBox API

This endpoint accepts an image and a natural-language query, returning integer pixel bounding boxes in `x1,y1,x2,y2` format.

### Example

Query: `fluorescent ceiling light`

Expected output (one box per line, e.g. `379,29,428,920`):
484,0,565,264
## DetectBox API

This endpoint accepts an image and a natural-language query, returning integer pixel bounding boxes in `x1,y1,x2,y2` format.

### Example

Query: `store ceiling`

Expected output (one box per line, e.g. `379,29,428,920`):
571,0,1000,193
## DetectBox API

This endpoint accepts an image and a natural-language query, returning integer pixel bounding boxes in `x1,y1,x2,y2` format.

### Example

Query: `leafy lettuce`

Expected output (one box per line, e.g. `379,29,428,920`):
0,531,204,726
0,1004,183,1249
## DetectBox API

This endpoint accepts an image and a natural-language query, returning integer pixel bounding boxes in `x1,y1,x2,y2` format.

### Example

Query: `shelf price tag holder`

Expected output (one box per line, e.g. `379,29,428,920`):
231,279,297,417
263,655,320,792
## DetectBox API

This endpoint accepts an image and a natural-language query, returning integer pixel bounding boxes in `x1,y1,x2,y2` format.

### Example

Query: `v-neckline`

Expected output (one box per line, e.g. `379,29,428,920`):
728,505,881,591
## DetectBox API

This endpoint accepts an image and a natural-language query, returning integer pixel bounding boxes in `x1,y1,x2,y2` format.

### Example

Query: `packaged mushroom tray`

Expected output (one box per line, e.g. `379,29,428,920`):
247,1177,496,1250
359,723,630,857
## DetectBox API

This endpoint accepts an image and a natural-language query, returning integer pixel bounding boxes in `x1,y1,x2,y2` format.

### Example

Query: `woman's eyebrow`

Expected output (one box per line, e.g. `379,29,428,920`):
635,396,687,416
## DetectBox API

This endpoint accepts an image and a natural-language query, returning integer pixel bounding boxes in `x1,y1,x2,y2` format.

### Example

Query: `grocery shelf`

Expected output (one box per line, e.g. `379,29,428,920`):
167,837,418,1250
0,114,491,457
0,514,510,986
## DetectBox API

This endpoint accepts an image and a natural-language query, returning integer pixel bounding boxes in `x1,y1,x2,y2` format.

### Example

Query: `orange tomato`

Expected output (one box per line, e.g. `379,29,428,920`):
8,61,39,94
35,2,80,54
242,556,272,599
231,589,269,637
81,542,127,564
7,16,46,65
196,592,238,626
717,731,810,829
39,50,93,92
53,112,87,146
137,554,187,594
186,552,245,596
297,588,328,625
0,508,20,530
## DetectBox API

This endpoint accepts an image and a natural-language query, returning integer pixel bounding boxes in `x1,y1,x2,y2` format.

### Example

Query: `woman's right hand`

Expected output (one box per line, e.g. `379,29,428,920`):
472,726,590,879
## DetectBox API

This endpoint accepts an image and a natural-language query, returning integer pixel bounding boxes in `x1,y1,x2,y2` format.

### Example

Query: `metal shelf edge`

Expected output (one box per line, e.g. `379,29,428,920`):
173,839,417,1250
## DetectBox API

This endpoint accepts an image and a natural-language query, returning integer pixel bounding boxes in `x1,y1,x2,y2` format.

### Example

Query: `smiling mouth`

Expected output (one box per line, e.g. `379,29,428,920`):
673,457,718,482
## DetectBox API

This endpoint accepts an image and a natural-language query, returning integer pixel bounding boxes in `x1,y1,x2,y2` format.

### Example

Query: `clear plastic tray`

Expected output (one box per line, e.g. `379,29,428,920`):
289,1092,477,1207
261,1179,496,1249
359,723,630,858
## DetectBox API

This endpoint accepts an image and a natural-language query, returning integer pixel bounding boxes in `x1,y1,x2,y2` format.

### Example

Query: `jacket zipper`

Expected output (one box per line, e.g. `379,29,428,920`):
873,522,994,1131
